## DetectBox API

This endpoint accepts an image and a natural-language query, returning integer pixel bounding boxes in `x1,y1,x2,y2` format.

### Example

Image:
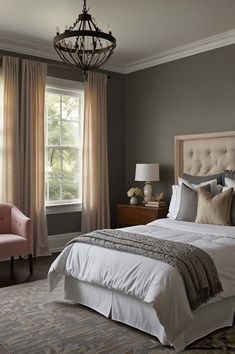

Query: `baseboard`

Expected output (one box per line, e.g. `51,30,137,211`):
48,232,80,253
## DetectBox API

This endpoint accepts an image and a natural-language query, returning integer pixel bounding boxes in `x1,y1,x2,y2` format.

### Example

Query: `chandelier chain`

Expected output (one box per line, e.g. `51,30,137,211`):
83,0,87,12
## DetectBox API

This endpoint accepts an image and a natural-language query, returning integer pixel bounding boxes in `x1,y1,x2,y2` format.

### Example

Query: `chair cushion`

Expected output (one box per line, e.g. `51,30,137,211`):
0,234,28,258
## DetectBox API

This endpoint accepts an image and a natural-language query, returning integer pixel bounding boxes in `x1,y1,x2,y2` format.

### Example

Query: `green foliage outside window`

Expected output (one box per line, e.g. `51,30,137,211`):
45,91,82,204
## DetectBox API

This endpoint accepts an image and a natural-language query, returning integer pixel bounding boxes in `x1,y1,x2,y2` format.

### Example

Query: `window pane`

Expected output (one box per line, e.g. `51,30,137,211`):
46,93,60,117
48,118,61,146
48,178,61,201
47,148,61,176
62,178,79,200
62,121,79,146
62,149,79,177
62,96,79,121
46,94,61,145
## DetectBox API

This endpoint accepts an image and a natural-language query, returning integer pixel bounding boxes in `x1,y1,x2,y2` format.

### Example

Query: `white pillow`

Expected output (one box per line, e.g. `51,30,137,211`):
178,177,221,195
167,185,181,219
225,177,235,189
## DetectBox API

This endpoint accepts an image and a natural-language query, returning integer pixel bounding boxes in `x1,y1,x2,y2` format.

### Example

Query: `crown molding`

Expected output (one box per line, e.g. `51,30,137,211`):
0,30,234,75
103,62,126,74
124,29,235,74
0,33,57,61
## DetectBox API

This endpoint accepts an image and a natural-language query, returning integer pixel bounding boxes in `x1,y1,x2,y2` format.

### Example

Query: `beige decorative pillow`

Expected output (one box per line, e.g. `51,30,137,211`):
195,187,234,226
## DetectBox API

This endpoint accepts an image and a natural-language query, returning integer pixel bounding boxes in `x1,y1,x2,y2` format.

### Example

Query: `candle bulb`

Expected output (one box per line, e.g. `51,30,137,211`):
56,26,60,35
107,25,112,34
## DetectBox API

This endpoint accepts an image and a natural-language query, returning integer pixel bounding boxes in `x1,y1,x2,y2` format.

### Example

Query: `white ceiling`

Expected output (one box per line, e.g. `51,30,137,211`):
0,0,235,73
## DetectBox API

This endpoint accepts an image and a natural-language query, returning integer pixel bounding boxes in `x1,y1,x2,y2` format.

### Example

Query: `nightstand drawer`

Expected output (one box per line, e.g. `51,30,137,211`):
118,206,156,226
117,204,168,227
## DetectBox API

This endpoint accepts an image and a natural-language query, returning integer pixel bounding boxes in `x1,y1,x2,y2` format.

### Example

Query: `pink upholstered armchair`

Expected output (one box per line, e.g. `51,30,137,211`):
0,204,33,275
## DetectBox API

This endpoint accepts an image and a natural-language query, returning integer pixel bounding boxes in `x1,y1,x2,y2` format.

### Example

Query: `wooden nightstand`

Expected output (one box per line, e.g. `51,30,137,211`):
116,204,168,227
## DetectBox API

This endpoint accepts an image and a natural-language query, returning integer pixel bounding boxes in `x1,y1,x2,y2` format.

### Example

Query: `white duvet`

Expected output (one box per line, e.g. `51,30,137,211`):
48,218,235,343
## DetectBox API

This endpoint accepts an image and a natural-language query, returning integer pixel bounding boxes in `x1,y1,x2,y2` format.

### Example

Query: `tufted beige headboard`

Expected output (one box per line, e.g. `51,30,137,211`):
175,131,235,183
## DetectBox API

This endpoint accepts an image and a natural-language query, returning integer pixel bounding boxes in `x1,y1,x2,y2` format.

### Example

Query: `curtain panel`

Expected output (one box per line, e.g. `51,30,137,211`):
0,56,49,256
0,57,20,206
82,71,110,233
20,59,49,256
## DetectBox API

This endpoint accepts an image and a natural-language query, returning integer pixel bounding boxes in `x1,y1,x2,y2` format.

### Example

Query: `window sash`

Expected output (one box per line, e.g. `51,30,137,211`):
45,78,84,206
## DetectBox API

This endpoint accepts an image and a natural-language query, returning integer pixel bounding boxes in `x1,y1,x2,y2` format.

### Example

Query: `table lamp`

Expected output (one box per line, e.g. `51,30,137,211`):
135,163,160,203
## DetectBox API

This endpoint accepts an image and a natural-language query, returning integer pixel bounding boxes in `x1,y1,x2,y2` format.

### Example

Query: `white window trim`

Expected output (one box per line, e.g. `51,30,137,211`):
45,76,84,210
46,203,82,215
46,76,84,92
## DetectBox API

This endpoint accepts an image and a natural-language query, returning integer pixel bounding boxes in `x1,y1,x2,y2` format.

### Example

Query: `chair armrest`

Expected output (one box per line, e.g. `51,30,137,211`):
11,207,32,253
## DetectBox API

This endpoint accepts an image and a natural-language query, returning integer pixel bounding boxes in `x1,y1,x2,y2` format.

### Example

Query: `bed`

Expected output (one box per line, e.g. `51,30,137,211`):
48,131,235,352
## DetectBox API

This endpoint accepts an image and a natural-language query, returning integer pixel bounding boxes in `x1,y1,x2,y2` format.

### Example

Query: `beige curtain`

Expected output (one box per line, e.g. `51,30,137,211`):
82,71,110,233
20,59,50,256
0,57,20,206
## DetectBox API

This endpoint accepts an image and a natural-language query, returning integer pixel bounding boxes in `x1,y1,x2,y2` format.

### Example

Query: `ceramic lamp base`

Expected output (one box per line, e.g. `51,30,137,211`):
144,182,152,203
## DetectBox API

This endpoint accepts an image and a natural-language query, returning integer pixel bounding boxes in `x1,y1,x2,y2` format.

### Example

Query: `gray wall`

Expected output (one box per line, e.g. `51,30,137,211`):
47,212,81,235
107,72,126,226
124,44,235,202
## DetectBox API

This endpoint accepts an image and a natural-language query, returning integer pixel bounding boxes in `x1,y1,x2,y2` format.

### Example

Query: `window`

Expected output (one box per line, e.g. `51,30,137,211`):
45,77,84,206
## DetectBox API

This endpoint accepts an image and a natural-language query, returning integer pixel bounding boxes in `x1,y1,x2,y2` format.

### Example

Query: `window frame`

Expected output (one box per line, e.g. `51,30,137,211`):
45,77,84,209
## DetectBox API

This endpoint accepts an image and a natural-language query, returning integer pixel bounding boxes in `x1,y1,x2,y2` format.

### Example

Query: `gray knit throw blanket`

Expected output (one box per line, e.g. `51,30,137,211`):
69,229,223,310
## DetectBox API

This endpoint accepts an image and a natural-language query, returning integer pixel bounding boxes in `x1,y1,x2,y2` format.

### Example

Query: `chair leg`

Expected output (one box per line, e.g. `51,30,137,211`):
10,256,14,275
28,254,33,276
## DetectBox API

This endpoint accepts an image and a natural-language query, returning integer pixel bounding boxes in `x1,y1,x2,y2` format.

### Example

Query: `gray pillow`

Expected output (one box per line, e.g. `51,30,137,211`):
182,172,224,185
176,183,210,222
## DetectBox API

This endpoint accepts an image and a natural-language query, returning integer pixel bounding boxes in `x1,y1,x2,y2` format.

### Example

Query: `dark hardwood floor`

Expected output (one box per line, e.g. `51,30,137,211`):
0,253,59,288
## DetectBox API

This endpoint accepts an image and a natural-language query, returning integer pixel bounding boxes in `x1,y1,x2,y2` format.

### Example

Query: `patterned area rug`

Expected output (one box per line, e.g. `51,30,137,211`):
0,279,234,354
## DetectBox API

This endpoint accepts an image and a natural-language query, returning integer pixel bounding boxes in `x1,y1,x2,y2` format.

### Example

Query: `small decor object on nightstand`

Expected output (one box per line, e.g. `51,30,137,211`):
145,192,166,207
127,187,143,205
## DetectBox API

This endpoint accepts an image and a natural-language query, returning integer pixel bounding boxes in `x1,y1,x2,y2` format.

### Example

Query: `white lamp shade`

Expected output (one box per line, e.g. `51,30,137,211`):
135,163,160,182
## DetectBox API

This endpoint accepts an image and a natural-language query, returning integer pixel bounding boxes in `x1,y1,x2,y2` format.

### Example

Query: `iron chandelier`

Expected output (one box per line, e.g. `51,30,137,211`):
54,0,116,78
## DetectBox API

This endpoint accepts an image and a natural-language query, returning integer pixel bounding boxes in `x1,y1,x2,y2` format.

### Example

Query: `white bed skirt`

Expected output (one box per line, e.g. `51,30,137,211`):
64,276,235,352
